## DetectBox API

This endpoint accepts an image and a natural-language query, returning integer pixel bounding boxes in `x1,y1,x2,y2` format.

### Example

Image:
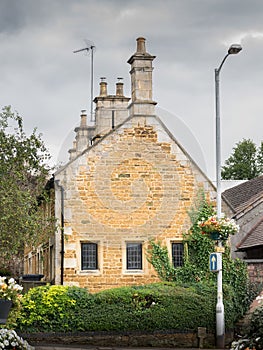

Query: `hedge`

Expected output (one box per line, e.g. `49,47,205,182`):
15,282,243,333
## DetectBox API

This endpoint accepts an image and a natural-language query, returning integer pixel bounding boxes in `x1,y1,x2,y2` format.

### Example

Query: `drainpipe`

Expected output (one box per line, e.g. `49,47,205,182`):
112,110,115,129
54,180,64,285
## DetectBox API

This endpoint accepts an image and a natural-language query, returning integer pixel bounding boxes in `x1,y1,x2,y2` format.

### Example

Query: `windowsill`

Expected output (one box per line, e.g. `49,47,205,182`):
123,270,144,274
79,269,101,275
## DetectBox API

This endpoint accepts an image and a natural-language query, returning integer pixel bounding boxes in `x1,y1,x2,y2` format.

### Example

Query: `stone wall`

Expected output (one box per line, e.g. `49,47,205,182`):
22,330,234,349
55,118,216,292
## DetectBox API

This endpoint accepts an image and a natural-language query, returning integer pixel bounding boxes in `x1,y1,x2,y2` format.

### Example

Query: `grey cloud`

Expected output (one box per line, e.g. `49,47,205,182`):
0,0,263,178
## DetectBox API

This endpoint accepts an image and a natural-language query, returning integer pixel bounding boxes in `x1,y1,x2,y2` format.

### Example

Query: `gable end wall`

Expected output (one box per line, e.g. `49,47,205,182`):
54,118,216,292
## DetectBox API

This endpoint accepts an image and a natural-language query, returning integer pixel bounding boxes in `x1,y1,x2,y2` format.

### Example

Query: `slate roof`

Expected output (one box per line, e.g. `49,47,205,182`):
223,175,263,213
237,219,263,250
223,176,263,251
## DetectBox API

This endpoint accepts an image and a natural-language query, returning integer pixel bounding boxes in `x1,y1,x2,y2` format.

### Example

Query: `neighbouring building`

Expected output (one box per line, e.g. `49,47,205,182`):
223,176,263,283
23,37,232,292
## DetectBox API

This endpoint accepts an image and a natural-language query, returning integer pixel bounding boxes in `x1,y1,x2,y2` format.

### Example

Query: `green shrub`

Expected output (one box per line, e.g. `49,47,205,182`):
248,304,263,349
16,285,91,332
17,283,218,333
231,304,263,350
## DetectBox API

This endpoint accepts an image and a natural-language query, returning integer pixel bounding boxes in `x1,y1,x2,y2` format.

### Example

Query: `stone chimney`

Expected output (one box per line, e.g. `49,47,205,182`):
93,77,130,137
68,140,77,161
127,37,157,117
68,110,95,160
74,110,89,153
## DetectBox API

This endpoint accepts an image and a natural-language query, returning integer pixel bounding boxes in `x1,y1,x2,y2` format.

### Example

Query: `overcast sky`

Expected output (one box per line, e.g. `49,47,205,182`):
1,0,262,180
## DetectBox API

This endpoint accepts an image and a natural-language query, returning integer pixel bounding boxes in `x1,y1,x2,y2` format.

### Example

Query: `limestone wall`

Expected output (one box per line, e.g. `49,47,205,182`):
55,117,216,292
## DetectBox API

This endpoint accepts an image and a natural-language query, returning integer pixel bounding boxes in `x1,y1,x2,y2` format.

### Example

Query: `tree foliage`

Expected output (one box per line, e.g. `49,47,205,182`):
222,138,263,180
0,106,54,273
257,141,263,175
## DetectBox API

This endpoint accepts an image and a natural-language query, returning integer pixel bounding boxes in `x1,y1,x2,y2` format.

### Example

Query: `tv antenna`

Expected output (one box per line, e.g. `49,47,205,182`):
74,40,96,122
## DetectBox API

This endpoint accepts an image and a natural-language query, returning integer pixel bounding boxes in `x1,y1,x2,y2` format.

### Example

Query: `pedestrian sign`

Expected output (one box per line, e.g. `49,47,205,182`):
209,253,222,272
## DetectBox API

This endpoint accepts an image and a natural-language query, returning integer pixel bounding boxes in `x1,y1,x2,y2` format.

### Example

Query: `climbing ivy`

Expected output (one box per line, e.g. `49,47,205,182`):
147,241,176,281
147,191,215,283
147,191,258,322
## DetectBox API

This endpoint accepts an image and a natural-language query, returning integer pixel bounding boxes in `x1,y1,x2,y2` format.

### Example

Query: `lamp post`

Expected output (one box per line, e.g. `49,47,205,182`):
215,43,242,348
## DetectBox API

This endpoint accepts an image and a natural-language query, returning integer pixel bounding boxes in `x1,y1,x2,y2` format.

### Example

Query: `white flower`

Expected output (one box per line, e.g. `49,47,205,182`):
0,328,34,350
0,276,23,301
256,295,263,303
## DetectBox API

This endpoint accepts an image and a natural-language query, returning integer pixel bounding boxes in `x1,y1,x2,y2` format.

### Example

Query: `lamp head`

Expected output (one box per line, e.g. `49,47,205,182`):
228,44,242,55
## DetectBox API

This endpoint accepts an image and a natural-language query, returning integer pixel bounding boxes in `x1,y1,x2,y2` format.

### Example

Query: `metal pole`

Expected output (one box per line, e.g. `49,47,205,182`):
90,45,94,121
215,68,222,220
214,44,241,349
216,267,225,348
73,42,96,122
215,56,228,349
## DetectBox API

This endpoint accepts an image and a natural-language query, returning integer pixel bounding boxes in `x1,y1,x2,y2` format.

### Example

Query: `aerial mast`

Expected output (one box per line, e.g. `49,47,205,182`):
73,42,96,122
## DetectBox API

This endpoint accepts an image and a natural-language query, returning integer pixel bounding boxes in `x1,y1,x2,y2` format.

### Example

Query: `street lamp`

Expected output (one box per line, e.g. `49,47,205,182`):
215,43,242,348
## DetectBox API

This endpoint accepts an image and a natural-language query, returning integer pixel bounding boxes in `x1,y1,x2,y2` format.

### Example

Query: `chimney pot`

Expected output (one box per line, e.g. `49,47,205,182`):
116,77,124,96
100,77,107,96
136,37,146,53
80,110,87,127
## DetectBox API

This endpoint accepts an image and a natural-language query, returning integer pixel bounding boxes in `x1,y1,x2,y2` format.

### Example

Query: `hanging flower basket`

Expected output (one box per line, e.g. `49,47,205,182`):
0,299,12,324
198,215,239,241
209,231,221,240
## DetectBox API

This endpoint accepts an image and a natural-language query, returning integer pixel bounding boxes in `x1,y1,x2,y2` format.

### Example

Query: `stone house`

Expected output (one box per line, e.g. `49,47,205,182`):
223,176,263,283
23,37,227,292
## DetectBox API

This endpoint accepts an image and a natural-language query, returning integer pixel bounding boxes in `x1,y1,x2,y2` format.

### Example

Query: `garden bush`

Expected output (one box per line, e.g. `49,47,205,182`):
16,285,92,332
230,303,263,350
246,304,263,349
17,282,218,333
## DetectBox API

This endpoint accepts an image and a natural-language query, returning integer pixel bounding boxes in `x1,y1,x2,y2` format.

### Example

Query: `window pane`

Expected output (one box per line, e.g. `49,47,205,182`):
81,243,98,270
172,243,184,268
127,243,142,270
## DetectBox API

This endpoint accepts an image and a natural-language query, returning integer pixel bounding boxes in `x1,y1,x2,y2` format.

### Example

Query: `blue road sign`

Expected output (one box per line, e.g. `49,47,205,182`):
209,253,222,272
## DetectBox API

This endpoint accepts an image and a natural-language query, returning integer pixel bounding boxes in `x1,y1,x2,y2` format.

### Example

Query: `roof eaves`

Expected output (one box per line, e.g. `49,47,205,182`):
236,217,263,250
